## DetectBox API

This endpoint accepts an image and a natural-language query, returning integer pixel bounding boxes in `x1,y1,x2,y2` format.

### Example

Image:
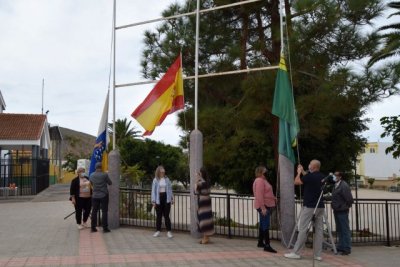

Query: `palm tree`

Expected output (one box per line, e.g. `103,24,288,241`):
368,1,400,66
108,118,142,148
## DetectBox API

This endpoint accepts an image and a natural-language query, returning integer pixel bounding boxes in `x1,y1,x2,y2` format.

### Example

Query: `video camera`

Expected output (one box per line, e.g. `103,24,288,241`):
322,173,336,185
322,173,336,198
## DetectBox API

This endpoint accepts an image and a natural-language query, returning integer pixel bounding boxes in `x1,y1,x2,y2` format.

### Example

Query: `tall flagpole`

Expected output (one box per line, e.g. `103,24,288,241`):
112,0,116,150
278,0,296,248
194,0,200,130
41,78,44,114
189,0,203,238
279,0,284,54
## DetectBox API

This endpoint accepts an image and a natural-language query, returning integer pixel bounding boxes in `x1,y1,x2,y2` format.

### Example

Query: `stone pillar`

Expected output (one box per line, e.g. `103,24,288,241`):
108,149,120,229
189,129,203,238
279,154,295,247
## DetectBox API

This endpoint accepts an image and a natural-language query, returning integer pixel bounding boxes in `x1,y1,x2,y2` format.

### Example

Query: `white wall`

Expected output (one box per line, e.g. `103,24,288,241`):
362,142,400,179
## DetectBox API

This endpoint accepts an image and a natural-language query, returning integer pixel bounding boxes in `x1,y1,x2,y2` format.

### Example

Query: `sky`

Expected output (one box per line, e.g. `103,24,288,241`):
0,0,398,147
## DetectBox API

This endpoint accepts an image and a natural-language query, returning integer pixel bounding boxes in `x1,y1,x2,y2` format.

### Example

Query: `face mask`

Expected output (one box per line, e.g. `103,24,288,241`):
332,175,337,182
80,172,86,177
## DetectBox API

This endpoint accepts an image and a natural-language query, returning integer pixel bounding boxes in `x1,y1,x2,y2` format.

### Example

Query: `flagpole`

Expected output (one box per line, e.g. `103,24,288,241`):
279,0,284,54
112,0,116,150
194,0,200,130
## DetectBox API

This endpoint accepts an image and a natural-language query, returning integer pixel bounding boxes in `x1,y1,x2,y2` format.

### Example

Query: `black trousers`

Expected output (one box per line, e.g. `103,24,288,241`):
155,192,171,231
75,197,91,224
91,195,109,229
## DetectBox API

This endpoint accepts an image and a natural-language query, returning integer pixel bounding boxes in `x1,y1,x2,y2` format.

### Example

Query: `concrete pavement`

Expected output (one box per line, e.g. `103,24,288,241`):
0,184,399,267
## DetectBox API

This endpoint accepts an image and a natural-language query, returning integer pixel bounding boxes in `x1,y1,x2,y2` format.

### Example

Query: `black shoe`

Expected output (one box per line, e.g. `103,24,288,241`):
257,241,265,248
339,251,350,255
264,244,277,253
103,228,111,233
91,228,97,232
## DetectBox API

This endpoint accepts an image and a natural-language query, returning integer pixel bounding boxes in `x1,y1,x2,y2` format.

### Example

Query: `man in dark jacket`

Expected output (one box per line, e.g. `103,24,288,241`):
331,171,354,255
90,162,112,233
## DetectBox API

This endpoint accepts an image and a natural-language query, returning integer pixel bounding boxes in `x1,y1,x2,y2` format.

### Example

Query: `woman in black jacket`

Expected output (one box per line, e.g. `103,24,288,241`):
70,167,92,229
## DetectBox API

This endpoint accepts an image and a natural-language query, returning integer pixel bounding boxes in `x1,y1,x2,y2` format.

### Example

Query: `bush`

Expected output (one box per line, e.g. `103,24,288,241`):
367,178,375,188
213,213,238,227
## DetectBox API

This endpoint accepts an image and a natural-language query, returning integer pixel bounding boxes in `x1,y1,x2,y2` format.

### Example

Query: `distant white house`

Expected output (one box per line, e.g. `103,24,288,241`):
357,142,400,187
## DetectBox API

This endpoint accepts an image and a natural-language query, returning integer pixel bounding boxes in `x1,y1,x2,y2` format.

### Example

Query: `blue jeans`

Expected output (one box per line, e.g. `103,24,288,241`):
257,208,271,231
334,210,351,253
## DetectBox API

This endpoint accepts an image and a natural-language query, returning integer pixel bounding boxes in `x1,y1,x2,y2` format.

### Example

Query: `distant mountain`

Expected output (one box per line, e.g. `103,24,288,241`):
59,127,95,160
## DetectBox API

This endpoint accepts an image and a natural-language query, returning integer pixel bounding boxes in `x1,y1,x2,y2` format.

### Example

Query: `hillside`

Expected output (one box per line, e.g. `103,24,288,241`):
59,127,95,159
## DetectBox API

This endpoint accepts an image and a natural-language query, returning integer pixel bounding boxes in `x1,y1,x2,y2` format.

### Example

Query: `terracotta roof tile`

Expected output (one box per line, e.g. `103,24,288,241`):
0,113,46,140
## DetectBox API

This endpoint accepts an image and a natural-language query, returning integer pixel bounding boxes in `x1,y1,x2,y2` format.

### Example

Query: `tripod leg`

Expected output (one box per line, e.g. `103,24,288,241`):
323,210,337,254
288,208,302,249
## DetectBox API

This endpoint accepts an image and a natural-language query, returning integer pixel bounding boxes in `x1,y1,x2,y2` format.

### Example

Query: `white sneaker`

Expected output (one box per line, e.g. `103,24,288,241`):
81,222,89,228
284,252,301,259
167,231,173,238
153,231,160,237
77,224,84,230
314,256,322,261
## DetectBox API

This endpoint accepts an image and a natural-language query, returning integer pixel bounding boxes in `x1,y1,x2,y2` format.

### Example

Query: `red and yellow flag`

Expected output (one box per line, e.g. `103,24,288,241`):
131,54,184,136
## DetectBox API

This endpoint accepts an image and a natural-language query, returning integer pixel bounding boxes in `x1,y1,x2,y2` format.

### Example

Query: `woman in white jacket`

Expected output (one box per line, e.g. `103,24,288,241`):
151,165,174,238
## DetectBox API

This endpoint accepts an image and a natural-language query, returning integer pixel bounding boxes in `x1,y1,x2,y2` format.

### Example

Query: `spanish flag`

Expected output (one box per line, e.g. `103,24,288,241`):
131,54,184,135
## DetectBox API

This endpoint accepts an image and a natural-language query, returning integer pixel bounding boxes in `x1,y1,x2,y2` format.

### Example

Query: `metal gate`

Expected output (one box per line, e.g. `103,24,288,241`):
0,158,49,196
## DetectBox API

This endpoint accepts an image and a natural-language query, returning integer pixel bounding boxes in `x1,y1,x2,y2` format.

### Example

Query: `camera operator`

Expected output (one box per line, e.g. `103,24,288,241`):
331,171,353,255
284,159,325,261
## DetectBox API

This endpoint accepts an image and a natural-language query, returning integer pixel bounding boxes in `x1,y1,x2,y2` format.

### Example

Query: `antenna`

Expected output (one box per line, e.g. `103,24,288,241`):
41,78,44,114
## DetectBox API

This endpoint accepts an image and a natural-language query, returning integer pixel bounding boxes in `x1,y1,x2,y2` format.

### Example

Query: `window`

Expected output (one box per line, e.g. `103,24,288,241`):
369,148,376,153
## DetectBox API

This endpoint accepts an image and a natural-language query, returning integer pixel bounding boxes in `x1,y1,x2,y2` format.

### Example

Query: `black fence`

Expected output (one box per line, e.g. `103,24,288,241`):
0,158,49,196
120,188,400,246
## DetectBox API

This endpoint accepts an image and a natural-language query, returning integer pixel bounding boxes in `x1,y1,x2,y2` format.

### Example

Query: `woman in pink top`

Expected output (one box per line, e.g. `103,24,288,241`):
252,166,277,253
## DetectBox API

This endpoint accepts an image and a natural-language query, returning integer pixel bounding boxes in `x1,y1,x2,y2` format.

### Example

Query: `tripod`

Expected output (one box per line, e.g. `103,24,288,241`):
287,184,337,261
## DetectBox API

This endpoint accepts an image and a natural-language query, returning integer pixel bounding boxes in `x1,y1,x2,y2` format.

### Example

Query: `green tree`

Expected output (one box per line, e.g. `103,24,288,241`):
380,115,400,158
120,164,145,187
119,138,188,187
368,1,400,66
108,118,141,149
141,0,400,193
62,152,79,172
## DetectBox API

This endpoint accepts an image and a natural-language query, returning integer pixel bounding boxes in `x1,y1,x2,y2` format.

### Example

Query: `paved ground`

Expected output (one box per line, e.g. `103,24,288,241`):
0,184,399,267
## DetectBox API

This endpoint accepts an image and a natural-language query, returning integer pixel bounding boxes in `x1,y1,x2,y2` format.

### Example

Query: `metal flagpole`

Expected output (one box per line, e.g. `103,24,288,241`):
115,65,278,88
41,78,44,114
194,0,200,130
280,0,284,54
189,0,203,238
112,0,116,150
116,0,262,30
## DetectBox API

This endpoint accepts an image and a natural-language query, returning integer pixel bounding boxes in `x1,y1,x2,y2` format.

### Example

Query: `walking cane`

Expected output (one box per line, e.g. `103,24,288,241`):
64,211,76,220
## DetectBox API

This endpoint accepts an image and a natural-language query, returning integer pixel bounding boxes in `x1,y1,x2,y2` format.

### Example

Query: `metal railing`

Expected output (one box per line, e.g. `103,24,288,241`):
119,188,400,245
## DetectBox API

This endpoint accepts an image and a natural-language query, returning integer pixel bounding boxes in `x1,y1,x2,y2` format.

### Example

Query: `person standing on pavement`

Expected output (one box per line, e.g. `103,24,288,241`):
252,166,277,253
151,165,174,238
69,167,92,229
195,167,214,244
284,159,325,261
90,162,112,233
331,171,353,255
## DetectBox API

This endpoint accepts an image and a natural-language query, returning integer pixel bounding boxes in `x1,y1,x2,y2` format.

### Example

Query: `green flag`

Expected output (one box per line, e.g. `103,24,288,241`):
272,55,299,164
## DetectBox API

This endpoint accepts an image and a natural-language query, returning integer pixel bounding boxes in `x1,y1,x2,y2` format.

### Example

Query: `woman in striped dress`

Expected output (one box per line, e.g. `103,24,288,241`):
195,167,214,244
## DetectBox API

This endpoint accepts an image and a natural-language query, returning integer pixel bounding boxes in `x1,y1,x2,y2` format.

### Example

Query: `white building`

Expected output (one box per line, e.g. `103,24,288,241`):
357,142,400,187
